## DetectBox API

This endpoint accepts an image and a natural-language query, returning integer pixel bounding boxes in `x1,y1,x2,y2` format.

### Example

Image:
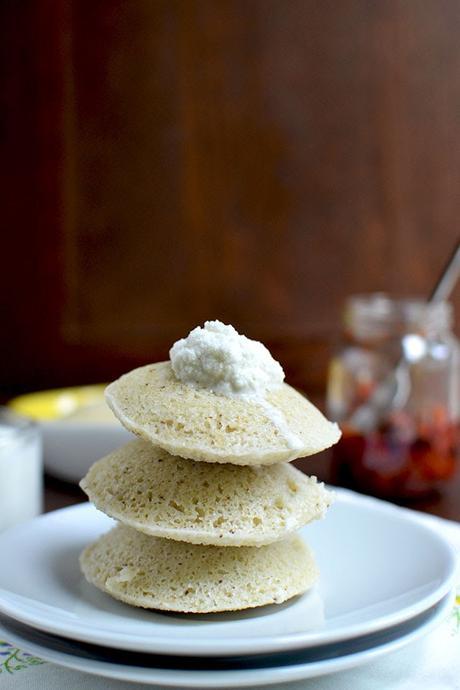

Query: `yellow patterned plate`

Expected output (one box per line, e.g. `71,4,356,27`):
9,386,109,422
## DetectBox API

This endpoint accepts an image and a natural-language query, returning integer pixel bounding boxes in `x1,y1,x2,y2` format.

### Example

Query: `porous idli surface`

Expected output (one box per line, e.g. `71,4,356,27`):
80,440,333,547
80,524,318,613
105,362,340,465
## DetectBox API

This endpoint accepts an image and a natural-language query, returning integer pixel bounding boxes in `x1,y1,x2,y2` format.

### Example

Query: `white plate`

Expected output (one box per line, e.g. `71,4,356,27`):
0,594,452,688
41,422,132,482
0,490,455,657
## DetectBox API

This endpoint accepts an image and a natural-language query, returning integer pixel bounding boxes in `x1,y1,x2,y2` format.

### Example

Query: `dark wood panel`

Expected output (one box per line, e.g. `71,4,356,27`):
1,1,69,378
2,1,460,395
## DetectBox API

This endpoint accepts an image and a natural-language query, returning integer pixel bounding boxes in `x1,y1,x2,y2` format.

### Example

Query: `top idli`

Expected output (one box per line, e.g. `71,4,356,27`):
106,321,340,465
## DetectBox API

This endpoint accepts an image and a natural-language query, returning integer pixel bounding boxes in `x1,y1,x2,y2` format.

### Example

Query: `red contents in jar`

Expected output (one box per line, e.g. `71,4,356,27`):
333,407,459,499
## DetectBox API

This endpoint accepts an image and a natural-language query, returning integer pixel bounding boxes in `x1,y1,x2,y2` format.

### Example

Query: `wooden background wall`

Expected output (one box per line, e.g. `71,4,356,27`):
2,0,460,397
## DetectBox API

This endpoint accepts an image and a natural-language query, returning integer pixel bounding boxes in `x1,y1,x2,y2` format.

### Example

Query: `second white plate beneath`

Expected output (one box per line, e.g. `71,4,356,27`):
0,594,452,688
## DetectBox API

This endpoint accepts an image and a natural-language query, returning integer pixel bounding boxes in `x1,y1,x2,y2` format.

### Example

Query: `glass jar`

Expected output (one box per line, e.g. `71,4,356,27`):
327,294,460,500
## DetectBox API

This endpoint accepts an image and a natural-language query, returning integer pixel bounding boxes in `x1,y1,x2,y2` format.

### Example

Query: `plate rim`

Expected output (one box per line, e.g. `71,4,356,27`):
0,592,453,688
0,489,456,657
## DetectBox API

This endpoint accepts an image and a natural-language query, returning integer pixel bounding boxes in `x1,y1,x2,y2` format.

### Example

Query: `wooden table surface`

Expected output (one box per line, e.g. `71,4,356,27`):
44,447,460,522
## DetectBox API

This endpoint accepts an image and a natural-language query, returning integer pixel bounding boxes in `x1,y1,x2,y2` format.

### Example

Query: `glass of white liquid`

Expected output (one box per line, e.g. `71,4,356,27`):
0,408,43,531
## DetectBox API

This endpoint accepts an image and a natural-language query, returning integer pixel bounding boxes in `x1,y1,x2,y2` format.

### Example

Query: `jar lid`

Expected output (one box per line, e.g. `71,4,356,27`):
344,293,453,340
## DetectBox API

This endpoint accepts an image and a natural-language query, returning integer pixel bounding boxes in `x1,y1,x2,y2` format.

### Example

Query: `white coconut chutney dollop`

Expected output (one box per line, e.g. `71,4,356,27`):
169,321,285,396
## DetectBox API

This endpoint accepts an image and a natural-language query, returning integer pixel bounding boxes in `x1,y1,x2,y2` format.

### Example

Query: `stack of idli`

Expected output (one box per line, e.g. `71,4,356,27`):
80,325,340,614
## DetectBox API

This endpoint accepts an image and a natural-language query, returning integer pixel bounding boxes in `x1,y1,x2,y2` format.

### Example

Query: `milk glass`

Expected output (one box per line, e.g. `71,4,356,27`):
0,408,42,531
